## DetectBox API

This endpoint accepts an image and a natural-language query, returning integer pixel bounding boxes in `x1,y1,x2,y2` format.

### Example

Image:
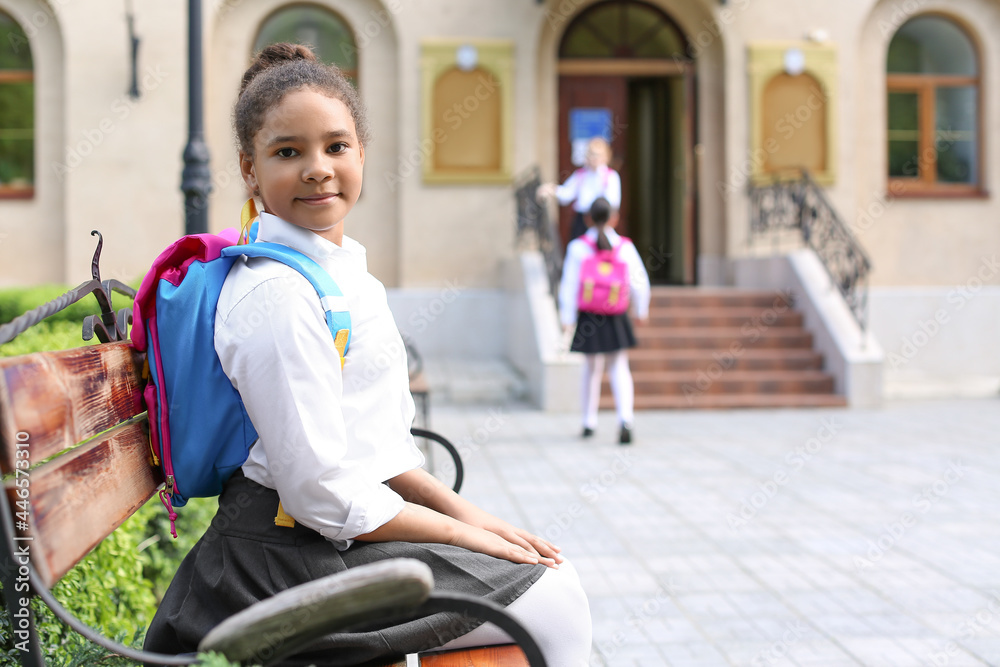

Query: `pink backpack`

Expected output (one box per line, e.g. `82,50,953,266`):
578,235,631,315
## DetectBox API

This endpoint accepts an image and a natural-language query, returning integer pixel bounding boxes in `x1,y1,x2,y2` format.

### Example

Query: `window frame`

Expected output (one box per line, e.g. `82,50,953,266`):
558,0,688,61
253,3,358,82
886,16,985,198
0,13,35,200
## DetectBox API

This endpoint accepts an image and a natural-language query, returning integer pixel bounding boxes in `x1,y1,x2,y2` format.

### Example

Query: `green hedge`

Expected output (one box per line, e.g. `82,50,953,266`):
0,285,243,666
0,283,136,327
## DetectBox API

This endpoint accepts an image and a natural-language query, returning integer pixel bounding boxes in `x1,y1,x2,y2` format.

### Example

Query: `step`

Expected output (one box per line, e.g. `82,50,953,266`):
635,327,813,350
599,393,848,410
628,348,824,372
648,288,792,310
602,370,836,396
646,307,804,328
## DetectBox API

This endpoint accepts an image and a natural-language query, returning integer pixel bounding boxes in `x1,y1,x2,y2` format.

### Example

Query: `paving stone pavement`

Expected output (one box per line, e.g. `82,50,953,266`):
419,397,1000,667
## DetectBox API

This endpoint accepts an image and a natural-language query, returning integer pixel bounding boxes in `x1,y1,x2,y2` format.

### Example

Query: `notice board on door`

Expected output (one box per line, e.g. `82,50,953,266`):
569,107,612,166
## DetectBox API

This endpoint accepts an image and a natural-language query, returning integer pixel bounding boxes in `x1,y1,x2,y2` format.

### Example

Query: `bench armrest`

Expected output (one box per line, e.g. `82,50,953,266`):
200,559,548,667
199,558,433,663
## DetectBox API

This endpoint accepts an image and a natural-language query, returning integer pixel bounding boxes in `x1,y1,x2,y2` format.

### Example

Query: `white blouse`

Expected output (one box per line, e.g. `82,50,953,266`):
558,226,652,328
215,212,424,550
555,165,622,213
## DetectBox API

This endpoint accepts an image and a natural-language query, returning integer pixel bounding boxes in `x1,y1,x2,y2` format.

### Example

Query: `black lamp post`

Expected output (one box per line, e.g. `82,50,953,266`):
181,0,211,234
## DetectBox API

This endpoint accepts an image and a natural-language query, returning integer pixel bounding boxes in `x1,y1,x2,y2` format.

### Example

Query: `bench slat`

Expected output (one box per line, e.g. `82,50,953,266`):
419,646,529,666
0,342,144,474
8,419,161,587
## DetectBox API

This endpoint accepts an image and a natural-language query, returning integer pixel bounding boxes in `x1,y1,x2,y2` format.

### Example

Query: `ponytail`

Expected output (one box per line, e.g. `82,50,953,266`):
588,196,613,250
596,226,612,251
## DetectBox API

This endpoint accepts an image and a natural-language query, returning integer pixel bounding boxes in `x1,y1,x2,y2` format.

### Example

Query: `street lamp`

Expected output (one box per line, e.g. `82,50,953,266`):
181,0,211,234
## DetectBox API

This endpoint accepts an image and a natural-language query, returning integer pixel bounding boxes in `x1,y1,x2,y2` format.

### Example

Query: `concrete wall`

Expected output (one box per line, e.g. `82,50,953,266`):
386,286,505,360
870,284,1000,398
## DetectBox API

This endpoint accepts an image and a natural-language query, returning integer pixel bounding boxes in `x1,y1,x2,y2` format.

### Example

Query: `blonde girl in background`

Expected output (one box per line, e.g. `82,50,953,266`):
537,136,621,242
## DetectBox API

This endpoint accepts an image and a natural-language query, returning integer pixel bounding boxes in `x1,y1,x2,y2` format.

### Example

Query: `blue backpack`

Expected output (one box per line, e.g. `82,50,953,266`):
131,228,350,535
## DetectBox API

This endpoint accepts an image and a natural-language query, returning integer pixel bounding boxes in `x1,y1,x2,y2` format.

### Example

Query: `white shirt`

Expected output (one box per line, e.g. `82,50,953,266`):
215,212,423,550
558,226,651,328
555,166,622,213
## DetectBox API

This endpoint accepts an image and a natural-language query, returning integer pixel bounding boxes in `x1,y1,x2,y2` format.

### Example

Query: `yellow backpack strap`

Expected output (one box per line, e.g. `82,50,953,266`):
274,501,296,528
334,329,350,369
239,198,259,245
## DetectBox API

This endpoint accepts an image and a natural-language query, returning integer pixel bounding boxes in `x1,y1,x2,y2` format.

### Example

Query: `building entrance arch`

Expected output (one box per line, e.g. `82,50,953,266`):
557,0,696,284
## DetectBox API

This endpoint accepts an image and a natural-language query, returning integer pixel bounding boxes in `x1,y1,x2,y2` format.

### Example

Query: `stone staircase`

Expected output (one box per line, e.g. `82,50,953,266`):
600,287,847,409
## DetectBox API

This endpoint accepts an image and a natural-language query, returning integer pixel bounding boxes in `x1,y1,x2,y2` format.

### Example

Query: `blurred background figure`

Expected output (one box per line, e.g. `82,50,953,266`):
537,137,621,243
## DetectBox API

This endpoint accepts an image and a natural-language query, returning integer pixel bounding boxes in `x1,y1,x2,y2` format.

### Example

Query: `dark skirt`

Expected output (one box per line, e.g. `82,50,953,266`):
570,311,637,355
568,212,587,242
144,472,544,666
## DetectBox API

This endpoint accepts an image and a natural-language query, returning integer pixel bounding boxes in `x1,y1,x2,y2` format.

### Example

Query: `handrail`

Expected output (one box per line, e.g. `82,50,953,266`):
748,169,872,332
514,166,562,299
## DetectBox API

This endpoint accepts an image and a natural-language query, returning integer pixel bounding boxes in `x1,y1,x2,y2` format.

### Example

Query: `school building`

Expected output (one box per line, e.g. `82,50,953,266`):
1,0,998,408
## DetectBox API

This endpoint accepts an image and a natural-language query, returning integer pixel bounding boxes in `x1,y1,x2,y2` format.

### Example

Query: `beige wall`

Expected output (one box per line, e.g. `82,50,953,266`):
728,0,1000,287
389,0,549,288
855,0,1000,286
1,0,998,291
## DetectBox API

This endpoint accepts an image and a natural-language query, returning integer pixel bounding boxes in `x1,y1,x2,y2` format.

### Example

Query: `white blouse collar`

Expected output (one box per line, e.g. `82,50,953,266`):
256,212,366,265
585,225,620,243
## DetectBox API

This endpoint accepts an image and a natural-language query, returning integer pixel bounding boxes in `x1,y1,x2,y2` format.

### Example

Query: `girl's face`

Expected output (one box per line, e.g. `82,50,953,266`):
241,88,364,246
585,140,609,169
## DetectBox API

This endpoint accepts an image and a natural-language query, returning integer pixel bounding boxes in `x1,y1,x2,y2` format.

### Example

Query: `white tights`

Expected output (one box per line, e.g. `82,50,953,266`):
581,350,634,429
429,559,592,665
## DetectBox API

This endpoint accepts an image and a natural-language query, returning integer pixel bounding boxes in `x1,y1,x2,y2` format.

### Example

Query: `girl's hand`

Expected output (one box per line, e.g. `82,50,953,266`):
451,524,559,568
466,513,563,568
536,183,556,200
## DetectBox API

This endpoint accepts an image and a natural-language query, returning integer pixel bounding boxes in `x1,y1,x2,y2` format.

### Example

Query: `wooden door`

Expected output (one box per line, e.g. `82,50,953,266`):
557,76,629,247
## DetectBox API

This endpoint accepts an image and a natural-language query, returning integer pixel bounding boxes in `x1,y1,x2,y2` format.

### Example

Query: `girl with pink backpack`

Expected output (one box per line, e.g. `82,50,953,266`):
558,197,651,444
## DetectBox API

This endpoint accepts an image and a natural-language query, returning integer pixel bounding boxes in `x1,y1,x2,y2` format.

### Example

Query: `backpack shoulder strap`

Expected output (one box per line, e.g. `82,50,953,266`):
221,243,352,364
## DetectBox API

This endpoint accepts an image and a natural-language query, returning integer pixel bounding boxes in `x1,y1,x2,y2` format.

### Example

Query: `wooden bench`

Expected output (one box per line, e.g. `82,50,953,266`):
0,238,542,666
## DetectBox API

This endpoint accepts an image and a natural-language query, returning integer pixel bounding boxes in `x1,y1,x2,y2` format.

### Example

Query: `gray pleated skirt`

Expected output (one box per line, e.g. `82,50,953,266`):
143,472,545,666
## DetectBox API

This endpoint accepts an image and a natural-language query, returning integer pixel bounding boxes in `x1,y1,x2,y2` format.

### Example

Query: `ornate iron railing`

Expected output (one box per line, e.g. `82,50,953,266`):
749,170,872,332
0,231,136,347
514,166,562,298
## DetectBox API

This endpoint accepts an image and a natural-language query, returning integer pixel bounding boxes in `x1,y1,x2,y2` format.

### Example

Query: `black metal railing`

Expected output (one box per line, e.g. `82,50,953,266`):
0,231,136,347
749,170,872,332
514,166,562,298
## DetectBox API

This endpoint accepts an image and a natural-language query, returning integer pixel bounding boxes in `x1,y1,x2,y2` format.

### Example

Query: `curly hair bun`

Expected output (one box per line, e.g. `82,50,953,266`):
240,43,318,96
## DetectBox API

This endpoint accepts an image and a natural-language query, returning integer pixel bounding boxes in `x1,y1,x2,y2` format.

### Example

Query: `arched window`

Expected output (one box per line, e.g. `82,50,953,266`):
254,4,357,82
0,11,34,197
559,0,687,60
887,15,981,193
